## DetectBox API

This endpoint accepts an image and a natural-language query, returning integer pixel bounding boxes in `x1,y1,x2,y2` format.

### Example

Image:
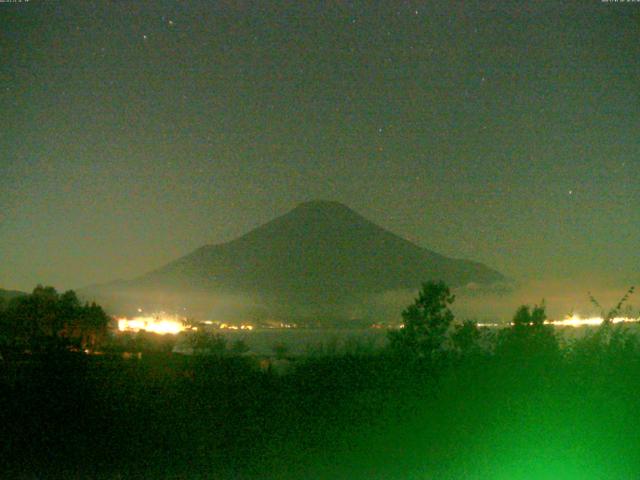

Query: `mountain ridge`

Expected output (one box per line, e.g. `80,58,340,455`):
0,288,28,302
83,201,507,320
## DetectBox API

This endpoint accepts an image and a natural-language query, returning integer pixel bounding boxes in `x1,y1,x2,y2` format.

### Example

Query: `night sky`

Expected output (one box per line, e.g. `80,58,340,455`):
2,1,639,296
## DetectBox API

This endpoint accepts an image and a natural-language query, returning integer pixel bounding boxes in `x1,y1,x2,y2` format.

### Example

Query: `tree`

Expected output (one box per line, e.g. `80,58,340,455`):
496,304,559,360
451,319,487,358
7,285,61,348
230,339,250,355
272,342,289,360
189,330,227,356
573,286,638,360
59,290,81,323
589,286,635,324
31,285,61,338
388,280,455,360
0,286,110,351
0,298,7,348
73,301,110,349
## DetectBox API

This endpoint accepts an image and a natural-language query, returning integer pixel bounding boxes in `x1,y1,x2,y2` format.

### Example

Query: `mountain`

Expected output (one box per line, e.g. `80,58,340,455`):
0,288,27,302
83,201,506,321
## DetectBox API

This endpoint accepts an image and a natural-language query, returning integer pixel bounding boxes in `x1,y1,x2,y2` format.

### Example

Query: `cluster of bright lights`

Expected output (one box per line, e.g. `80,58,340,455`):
116,314,261,334
474,314,640,329
117,314,187,335
546,314,639,328
476,322,500,328
219,323,254,330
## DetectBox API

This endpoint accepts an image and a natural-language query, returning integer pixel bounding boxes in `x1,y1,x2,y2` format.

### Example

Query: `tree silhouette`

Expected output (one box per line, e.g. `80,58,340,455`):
576,286,637,359
589,286,635,324
230,339,250,355
272,342,289,360
0,297,7,348
0,286,109,351
451,319,487,358
388,280,455,360
496,304,559,361
189,330,227,356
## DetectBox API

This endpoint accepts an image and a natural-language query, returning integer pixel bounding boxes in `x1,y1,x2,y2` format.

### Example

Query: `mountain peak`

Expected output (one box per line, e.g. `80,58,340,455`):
293,200,353,213
287,200,366,224
86,201,506,320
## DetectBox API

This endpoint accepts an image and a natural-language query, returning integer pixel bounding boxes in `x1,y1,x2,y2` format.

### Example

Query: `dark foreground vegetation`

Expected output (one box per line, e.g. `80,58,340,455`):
1,283,640,479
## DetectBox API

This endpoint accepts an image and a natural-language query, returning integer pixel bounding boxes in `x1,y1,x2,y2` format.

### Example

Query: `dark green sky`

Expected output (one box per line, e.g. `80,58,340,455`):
1,0,639,292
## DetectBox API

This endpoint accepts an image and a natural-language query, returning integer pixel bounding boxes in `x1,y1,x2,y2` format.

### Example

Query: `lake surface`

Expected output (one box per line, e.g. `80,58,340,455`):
174,323,640,356
198,328,390,356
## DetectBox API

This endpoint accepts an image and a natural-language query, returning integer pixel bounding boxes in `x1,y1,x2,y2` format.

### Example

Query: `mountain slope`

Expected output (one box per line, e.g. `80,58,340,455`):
0,288,27,302
85,201,506,319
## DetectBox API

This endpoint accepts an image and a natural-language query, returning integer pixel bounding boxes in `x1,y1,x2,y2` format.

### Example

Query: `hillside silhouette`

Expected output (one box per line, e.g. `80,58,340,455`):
84,201,505,319
0,289,26,302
